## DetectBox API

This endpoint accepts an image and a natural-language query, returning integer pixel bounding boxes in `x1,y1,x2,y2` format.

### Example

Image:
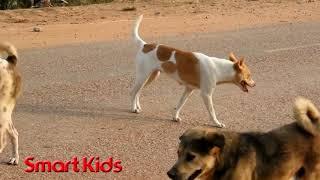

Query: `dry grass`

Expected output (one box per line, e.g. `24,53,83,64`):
121,6,136,11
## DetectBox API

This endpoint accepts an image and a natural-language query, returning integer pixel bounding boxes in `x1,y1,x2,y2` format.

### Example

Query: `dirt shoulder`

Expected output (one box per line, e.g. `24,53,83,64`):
0,0,319,50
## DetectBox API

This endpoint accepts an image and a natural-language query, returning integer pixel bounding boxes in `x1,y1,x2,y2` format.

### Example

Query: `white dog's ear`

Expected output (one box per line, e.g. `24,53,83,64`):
239,58,245,66
229,52,238,62
234,60,243,71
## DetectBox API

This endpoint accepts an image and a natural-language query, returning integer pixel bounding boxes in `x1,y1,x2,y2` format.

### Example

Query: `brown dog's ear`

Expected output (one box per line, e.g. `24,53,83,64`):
189,133,225,154
210,147,221,156
179,134,184,141
229,52,238,62
207,133,225,149
200,133,225,152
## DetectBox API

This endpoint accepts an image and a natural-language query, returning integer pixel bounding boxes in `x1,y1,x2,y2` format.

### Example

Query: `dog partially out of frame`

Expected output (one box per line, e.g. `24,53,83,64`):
168,97,320,180
131,15,255,128
0,42,21,165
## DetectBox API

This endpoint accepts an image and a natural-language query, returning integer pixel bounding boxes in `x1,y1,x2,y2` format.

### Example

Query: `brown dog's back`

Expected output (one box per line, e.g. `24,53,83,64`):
213,97,320,180
173,98,320,180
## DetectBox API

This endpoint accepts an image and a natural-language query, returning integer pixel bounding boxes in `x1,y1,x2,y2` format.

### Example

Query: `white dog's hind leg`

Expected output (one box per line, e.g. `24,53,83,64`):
136,70,160,111
7,122,19,165
173,87,193,122
201,92,225,128
0,125,7,153
131,70,154,113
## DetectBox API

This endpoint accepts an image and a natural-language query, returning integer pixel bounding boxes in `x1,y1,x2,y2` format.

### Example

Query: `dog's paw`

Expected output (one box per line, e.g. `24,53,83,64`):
173,117,181,122
131,109,141,114
213,123,225,128
7,158,18,165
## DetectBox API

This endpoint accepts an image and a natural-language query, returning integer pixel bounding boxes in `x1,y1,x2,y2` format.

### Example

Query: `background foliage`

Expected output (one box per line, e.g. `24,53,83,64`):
0,0,114,10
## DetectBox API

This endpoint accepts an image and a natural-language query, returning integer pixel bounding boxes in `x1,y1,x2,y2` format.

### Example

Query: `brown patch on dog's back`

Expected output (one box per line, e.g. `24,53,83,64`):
3,106,6,112
156,45,200,87
175,51,200,88
142,43,156,53
157,45,176,61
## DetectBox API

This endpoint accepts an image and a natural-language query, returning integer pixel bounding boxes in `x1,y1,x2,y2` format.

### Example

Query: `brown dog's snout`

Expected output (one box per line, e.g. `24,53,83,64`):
167,167,178,179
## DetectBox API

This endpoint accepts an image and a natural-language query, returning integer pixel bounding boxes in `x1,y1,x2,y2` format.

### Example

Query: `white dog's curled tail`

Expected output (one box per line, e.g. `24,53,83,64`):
133,15,146,47
294,97,320,136
0,42,18,65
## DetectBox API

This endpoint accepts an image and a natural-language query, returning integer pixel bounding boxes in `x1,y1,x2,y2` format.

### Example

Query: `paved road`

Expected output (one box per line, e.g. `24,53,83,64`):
0,22,319,179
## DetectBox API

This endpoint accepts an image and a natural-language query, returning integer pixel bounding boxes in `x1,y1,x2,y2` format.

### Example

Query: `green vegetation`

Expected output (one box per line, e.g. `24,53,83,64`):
0,0,114,10
0,0,31,10
66,0,113,6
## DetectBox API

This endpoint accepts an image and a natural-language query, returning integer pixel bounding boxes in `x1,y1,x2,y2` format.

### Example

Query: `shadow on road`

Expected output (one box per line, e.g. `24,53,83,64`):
16,103,173,123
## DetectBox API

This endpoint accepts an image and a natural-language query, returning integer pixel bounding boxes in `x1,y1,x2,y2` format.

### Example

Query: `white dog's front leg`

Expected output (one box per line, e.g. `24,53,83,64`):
173,87,193,122
136,96,141,111
201,93,225,128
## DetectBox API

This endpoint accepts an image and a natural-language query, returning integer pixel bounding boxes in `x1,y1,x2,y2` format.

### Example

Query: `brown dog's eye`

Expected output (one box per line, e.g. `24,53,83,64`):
186,153,195,162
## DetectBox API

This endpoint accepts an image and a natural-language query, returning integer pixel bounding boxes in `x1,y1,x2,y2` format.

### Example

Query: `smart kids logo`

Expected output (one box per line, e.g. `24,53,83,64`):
24,156,122,173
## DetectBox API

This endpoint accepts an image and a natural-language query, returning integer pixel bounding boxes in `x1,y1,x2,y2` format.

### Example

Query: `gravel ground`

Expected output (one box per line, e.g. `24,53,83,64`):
0,22,319,179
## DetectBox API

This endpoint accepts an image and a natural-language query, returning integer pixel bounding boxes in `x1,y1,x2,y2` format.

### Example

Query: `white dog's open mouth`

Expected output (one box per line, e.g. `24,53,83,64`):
188,169,202,180
240,81,249,92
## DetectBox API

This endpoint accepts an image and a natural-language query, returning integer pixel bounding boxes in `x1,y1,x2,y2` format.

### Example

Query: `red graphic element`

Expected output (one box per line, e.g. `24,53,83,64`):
24,156,122,173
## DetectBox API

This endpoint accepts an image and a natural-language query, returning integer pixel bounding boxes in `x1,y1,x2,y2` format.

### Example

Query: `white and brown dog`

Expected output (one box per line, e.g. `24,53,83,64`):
0,42,21,165
131,15,255,128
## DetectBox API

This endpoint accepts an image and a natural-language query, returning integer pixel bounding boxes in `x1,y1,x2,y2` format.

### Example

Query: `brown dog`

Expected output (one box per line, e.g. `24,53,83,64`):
168,97,320,180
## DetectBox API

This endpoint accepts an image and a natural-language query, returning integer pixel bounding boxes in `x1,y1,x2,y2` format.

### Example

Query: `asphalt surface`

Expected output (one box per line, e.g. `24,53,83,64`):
0,22,319,179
